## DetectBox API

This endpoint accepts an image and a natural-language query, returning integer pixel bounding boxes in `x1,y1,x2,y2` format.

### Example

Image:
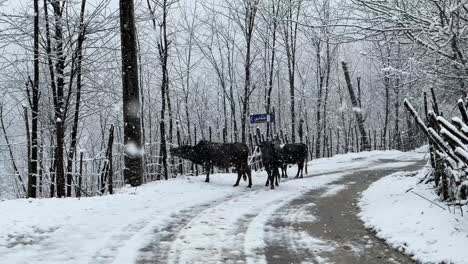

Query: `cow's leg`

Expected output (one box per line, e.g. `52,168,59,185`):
246,165,252,188
204,165,210,183
270,168,277,189
265,167,271,186
282,165,288,178
275,168,279,186
269,172,274,189
233,165,242,187
296,161,304,178
233,171,242,187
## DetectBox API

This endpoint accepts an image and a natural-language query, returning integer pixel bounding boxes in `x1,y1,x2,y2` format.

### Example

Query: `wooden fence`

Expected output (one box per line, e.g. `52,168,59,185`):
405,96,468,202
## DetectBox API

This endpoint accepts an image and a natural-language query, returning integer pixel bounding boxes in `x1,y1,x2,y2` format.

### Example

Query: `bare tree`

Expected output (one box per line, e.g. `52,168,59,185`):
240,0,260,143
26,0,40,198
120,0,144,186
342,61,370,151
281,0,301,143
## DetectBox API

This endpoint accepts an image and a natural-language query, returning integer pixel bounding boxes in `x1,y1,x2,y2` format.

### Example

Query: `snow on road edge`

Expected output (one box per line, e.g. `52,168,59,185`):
358,167,468,264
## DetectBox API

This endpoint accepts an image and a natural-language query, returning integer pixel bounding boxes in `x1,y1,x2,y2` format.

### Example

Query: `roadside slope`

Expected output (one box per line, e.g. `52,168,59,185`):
359,168,468,264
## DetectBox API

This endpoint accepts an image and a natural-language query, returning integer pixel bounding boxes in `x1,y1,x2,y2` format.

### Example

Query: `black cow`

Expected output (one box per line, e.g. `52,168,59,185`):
258,141,282,189
278,143,308,178
170,140,252,187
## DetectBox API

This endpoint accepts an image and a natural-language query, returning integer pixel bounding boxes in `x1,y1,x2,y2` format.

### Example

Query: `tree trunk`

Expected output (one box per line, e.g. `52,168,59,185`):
241,0,259,143
394,77,401,150
28,0,40,198
120,0,144,186
266,1,279,139
66,0,87,197
108,125,114,194
76,151,83,198
24,107,32,197
158,0,169,179
341,62,370,151
0,105,26,196
315,43,324,158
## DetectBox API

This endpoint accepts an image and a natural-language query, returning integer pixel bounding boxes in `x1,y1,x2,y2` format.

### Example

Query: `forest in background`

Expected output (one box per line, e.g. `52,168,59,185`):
0,0,465,199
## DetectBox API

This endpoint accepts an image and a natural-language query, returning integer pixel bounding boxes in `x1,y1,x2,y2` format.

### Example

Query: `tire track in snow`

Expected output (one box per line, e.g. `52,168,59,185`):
92,192,247,264
164,189,293,264
135,193,243,264
263,189,337,264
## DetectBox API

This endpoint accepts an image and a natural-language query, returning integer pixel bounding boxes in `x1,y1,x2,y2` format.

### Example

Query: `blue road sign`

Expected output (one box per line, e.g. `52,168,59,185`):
250,113,275,124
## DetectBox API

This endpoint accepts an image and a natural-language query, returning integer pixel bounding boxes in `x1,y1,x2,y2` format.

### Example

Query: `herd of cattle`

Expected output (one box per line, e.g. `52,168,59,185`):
170,140,308,189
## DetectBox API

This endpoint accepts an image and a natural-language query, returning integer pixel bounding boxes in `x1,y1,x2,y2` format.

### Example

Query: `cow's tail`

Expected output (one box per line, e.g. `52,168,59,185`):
305,148,309,175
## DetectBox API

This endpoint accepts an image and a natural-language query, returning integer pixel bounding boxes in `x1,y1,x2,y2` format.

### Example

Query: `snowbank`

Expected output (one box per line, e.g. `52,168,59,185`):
359,167,468,263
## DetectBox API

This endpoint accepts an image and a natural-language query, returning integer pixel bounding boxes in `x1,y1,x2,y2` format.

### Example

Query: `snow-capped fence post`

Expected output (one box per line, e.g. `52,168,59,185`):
458,99,468,124
423,92,429,121
430,87,440,116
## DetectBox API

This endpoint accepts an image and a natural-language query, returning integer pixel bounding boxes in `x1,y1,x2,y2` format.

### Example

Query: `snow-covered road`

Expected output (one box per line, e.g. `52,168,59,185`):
0,149,426,264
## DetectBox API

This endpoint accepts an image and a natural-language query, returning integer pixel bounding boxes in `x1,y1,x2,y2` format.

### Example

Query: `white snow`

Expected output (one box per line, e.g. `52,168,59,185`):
124,142,144,158
352,106,362,113
0,147,427,264
320,184,348,198
359,167,468,264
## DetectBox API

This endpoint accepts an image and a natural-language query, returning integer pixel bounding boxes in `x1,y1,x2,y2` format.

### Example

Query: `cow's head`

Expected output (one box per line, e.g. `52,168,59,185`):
195,140,210,147
258,141,275,156
170,145,195,160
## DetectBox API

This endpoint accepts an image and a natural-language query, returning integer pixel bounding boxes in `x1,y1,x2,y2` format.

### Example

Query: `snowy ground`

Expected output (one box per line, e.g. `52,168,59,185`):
0,148,426,264
359,166,468,264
